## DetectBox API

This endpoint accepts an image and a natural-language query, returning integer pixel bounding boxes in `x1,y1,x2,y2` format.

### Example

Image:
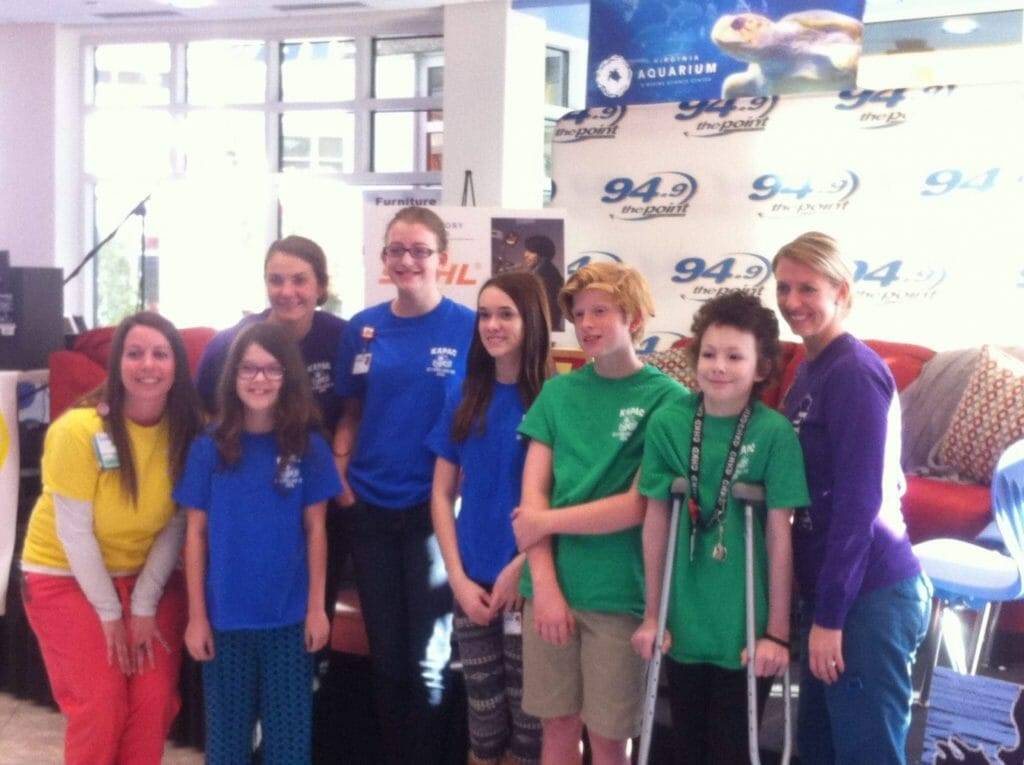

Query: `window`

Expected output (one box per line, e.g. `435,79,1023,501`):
85,27,443,327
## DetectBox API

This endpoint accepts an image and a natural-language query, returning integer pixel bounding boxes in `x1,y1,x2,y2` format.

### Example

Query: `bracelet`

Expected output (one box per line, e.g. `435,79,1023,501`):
763,633,790,649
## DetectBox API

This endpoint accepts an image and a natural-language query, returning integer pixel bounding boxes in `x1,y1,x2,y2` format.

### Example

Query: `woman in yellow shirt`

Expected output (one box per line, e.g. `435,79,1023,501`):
21,311,204,765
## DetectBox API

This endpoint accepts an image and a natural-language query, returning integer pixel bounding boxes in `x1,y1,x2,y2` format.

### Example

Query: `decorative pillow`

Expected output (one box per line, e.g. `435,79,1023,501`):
644,346,699,391
936,345,1024,484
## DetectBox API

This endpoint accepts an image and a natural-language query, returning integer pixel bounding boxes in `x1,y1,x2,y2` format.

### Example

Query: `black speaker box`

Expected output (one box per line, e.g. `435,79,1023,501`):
0,266,64,371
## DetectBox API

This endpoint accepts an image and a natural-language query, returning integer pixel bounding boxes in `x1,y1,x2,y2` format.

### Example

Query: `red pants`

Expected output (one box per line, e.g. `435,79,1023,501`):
22,570,187,765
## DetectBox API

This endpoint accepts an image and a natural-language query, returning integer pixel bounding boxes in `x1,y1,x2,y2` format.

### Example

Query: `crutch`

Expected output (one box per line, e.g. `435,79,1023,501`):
637,476,689,765
732,482,792,765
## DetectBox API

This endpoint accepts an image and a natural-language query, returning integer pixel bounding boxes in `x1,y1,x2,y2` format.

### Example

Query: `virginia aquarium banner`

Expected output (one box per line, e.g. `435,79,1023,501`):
587,0,866,106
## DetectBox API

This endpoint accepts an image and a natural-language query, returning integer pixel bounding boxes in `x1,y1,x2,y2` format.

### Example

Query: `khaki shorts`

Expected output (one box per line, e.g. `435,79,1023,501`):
521,601,646,741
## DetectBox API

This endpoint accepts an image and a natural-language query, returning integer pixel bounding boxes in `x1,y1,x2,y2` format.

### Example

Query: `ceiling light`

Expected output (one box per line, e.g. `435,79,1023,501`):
942,17,980,34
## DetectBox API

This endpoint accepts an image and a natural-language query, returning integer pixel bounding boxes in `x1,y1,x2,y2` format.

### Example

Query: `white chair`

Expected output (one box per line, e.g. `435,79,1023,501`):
913,439,1024,705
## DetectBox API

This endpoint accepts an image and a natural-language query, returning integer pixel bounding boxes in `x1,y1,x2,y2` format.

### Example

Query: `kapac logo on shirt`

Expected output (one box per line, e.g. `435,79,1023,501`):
275,455,303,491
428,346,459,378
736,442,756,475
307,361,332,394
612,406,645,442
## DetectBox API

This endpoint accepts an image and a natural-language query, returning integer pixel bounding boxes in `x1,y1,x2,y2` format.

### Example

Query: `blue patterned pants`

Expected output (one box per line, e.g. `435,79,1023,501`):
202,622,314,765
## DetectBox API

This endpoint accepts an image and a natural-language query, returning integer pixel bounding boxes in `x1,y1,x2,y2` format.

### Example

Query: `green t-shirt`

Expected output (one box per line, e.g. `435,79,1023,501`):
518,363,689,615
639,398,810,669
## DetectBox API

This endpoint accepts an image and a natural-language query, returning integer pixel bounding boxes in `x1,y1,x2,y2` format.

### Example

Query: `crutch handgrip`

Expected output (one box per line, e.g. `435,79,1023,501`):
637,477,689,765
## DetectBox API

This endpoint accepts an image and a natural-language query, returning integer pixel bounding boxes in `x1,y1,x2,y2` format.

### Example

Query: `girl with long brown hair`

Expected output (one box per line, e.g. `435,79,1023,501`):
428,272,554,765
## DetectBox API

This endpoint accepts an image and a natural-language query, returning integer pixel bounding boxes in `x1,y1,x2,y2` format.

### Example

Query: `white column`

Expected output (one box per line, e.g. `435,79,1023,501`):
442,1,545,208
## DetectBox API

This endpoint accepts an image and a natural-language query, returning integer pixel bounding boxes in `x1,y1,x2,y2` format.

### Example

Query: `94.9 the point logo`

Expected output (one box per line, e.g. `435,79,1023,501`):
600,172,697,221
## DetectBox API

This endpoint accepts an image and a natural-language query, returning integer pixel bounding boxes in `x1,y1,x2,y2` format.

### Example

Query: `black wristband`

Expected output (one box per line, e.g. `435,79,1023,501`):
763,633,790,649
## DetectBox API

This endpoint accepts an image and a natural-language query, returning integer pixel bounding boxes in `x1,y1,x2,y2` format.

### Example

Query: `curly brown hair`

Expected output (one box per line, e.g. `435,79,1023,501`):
686,291,781,402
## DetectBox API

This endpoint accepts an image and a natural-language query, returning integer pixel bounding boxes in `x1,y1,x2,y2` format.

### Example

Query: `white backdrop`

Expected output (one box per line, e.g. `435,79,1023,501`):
552,82,1024,351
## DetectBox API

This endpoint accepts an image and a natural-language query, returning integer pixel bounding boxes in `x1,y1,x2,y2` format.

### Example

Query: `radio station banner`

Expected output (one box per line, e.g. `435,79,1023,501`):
0,372,18,614
552,81,1024,351
587,0,865,106
362,206,567,326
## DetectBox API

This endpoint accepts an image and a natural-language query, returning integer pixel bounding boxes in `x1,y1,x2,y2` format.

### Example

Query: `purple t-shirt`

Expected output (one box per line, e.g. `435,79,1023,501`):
784,333,920,629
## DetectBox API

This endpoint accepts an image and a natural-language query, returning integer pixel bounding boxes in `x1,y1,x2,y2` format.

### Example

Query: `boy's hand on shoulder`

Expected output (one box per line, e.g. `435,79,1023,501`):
185,617,215,662
630,616,671,660
305,609,330,653
533,588,575,645
511,505,549,551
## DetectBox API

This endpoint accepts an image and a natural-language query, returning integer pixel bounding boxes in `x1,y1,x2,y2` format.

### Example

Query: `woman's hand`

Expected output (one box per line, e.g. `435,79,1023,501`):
128,614,169,673
511,506,549,552
487,557,525,619
808,624,844,684
532,588,574,646
630,616,671,660
305,609,330,653
101,618,133,675
742,638,790,677
452,575,492,627
185,616,215,661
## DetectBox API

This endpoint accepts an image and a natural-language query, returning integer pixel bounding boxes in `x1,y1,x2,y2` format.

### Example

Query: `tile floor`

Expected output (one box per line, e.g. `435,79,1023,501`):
0,692,203,765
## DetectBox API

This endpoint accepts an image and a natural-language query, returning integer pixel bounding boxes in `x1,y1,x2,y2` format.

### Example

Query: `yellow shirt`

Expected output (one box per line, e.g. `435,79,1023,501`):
22,407,175,573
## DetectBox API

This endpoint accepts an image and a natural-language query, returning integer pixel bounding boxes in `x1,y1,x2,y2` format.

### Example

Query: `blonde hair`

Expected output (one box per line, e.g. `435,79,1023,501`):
772,231,854,312
558,262,655,343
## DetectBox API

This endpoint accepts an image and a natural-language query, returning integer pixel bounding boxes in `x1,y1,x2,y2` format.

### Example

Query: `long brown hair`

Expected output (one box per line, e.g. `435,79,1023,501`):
213,322,322,485
77,311,204,504
451,272,553,442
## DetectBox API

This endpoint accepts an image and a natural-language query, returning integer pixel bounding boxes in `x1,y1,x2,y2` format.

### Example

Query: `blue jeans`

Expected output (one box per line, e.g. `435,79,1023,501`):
349,500,455,765
798,573,932,765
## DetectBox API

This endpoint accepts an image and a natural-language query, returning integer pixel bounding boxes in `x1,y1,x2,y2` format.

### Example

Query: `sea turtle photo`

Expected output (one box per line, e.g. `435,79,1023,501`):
711,9,863,97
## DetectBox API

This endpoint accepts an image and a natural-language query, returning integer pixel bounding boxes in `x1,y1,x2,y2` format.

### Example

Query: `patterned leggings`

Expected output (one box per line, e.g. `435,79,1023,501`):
454,601,542,764
202,622,313,765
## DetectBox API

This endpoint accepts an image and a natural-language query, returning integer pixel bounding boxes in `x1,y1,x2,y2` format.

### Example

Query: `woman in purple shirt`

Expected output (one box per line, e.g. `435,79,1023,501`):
773,232,931,764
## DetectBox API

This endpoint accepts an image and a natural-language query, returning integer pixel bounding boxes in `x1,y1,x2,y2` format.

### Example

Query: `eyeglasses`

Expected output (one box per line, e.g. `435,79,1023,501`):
382,244,436,260
237,363,285,381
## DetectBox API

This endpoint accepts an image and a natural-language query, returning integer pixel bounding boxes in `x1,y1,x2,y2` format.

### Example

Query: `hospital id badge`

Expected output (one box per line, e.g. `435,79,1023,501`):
352,352,372,375
93,432,121,470
503,611,523,636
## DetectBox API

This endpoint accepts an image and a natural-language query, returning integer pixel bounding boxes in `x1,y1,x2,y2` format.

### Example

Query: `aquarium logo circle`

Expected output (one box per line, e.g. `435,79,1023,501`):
595,55,632,99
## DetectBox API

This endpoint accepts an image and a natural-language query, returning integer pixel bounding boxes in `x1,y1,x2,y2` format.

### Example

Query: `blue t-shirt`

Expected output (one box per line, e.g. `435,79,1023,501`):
335,297,475,509
195,309,347,433
426,382,526,584
173,430,342,631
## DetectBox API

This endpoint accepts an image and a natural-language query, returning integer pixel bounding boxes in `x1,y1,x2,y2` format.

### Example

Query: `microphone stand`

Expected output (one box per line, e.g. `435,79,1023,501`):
136,201,148,312
63,193,151,287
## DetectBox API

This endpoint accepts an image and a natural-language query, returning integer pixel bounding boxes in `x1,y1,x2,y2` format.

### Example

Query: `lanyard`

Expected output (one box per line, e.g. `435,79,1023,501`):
687,395,752,558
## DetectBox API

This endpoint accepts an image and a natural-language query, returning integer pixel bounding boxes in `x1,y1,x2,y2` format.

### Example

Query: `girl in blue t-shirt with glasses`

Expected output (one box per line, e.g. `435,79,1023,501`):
333,206,476,765
175,321,341,765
